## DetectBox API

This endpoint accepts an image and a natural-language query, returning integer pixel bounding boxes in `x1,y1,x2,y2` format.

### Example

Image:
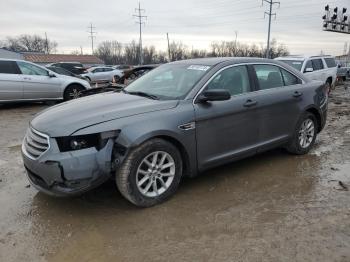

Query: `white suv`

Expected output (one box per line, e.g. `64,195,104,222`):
0,59,91,102
275,55,337,90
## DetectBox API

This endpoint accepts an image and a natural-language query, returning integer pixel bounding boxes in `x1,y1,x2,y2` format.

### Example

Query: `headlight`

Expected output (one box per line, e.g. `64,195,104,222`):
56,130,120,152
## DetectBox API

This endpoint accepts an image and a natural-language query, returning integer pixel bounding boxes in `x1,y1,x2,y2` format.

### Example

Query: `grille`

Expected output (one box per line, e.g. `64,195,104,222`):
23,128,50,159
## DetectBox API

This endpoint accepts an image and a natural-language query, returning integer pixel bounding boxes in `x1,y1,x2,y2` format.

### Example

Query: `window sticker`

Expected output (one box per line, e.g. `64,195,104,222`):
187,65,211,71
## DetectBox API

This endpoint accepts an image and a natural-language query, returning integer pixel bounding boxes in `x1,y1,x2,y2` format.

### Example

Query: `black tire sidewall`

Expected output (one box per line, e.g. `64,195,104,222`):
120,139,182,207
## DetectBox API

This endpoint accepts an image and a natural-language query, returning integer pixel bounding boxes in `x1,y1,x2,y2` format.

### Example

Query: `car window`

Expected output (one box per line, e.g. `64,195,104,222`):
206,65,250,96
125,64,209,100
281,68,301,86
17,61,48,76
93,68,103,73
279,60,303,71
304,60,313,72
324,58,336,68
0,61,20,74
311,59,324,71
254,64,284,90
103,68,113,72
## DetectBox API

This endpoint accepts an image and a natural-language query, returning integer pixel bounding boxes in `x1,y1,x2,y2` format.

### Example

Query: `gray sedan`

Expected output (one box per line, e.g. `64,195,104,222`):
22,58,328,207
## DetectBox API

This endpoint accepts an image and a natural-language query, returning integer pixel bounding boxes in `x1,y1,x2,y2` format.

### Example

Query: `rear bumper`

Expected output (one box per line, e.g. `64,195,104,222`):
22,137,114,197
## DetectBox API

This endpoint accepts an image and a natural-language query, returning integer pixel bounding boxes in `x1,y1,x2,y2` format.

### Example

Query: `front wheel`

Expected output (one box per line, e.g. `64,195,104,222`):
63,85,84,101
286,112,317,155
116,139,183,207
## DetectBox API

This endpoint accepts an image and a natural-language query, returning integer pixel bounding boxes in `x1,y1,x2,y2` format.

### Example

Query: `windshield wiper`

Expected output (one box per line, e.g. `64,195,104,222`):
125,91,159,100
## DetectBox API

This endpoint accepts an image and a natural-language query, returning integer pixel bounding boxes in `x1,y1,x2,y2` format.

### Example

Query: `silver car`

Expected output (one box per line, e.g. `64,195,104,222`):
0,59,91,102
81,66,123,82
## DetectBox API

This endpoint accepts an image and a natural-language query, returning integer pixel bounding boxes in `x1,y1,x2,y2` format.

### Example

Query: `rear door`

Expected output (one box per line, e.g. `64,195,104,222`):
0,60,23,101
251,64,303,150
17,61,61,99
194,64,259,170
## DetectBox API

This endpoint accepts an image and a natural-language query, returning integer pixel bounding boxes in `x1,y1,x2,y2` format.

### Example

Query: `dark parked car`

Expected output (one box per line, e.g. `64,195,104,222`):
22,58,328,207
116,65,158,85
46,66,88,80
48,62,87,75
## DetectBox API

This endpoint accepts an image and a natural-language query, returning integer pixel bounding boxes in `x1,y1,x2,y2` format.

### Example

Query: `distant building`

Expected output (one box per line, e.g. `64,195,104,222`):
22,53,104,67
0,48,24,60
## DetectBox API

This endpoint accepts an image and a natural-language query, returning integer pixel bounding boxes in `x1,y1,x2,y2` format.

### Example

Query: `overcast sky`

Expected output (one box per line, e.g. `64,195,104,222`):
1,0,349,55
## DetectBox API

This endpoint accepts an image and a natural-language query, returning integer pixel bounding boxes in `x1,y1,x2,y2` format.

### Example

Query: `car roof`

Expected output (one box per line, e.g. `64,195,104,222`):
275,55,335,61
170,57,279,66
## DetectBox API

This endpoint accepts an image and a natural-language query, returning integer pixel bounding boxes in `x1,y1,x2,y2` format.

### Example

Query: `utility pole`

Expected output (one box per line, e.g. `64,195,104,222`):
87,23,97,54
262,0,280,58
80,46,83,55
134,2,147,65
234,31,238,56
167,33,171,62
44,32,49,54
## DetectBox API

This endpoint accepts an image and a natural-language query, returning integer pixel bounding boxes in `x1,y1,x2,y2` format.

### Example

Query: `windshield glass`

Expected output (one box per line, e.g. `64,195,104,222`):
279,60,304,71
124,64,211,100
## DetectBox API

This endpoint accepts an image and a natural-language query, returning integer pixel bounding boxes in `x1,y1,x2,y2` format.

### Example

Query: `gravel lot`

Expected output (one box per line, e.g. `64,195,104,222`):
0,83,349,262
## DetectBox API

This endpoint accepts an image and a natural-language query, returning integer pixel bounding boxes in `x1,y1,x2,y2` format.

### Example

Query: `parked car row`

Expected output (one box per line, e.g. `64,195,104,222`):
21,57,328,207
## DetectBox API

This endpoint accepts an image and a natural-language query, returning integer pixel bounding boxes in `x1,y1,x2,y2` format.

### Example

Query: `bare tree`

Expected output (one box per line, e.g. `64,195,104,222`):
94,39,289,65
3,34,57,54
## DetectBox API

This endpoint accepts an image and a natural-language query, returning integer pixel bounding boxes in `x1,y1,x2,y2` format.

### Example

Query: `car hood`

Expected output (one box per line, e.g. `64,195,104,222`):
31,92,179,137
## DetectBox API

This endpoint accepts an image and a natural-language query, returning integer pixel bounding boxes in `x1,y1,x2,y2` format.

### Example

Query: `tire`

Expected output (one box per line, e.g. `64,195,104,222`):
63,85,84,101
116,138,183,207
286,112,317,155
113,75,120,83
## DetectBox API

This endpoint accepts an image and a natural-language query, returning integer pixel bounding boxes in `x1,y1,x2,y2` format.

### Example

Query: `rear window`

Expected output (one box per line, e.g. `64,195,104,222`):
0,61,20,74
279,60,303,71
324,58,336,68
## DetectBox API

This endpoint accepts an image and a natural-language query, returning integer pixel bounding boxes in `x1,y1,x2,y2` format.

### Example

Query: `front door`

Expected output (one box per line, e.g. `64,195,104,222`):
194,65,259,170
17,61,61,99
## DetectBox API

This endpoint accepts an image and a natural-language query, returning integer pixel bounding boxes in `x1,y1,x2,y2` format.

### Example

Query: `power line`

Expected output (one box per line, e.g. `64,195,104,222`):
263,0,280,58
87,23,97,54
133,2,147,65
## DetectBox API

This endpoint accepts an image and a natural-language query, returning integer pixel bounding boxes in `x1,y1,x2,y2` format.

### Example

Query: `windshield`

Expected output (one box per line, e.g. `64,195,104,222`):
279,60,304,71
124,64,211,100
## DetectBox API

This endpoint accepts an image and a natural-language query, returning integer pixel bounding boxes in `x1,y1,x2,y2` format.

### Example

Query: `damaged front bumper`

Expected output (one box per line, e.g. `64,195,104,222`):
22,134,115,197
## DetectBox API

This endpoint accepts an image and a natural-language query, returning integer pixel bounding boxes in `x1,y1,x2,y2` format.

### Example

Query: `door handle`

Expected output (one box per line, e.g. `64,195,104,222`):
293,91,303,98
23,77,32,80
243,99,258,107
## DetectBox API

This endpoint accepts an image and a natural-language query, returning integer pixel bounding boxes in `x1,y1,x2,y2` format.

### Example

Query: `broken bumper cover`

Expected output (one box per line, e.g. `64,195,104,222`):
22,137,114,197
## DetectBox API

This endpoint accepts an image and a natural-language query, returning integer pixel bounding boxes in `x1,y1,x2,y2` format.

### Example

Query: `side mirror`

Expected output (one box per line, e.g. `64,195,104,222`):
197,89,231,103
48,72,56,78
304,67,313,73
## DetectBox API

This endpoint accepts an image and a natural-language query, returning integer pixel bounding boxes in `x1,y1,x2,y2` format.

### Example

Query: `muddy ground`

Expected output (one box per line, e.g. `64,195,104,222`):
0,84,349,262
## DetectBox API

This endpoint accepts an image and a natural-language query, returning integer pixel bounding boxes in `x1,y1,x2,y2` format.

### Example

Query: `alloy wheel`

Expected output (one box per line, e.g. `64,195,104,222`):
298,118,315,149
136,151,176,198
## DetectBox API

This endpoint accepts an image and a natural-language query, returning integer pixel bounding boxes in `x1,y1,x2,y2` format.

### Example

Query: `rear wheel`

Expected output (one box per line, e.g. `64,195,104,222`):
116,139,183,207
286,112,317,155
63,85,84,101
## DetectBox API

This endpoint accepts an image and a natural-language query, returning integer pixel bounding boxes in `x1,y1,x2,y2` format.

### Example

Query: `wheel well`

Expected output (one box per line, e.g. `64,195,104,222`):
64,83,86,93
306,108,321,133
154,135,192,177
326,77,332,84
